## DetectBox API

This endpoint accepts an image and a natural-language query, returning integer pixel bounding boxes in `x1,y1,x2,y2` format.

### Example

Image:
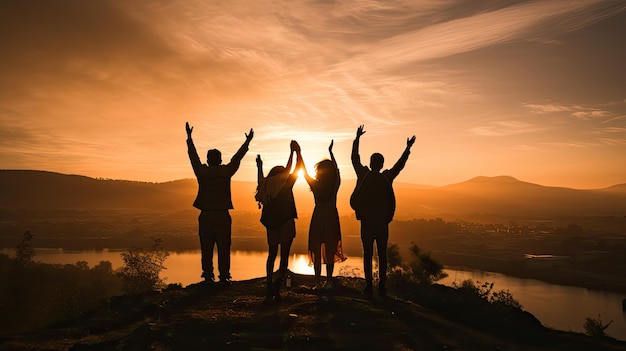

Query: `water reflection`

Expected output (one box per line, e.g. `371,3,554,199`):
439,268,626,339
4,248,625,341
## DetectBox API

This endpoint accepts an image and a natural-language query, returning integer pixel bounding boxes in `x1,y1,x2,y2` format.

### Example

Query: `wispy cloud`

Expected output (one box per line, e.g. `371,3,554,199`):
597,138,626,146
524,102,575,114
593,127,626,136
353,0,626,68
542,141,593,149
507,144,540,151
572,110,612,119
524,101,613,120
469,121,540,136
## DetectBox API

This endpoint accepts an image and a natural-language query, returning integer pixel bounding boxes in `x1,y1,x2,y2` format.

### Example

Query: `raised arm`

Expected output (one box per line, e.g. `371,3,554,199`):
299,147,315,187
185,122,203,175
294,142,304,175
387,135,416,180
351,125,366,172
329,139,340,187
256,154,264,184
230,128,254,165
284,140,297,173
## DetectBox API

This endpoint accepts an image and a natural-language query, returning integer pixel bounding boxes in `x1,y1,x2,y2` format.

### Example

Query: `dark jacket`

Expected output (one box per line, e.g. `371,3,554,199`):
351,138,410,223
187,137,250,211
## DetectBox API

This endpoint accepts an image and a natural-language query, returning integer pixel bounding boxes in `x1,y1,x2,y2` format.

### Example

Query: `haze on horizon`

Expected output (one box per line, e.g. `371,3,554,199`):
1,0,626,189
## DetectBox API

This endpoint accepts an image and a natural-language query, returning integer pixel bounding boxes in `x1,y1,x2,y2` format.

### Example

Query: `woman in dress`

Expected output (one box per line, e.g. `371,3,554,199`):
302,140,346,289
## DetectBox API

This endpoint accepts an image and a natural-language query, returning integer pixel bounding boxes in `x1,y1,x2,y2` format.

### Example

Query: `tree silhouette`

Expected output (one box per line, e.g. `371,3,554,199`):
15,230,36,265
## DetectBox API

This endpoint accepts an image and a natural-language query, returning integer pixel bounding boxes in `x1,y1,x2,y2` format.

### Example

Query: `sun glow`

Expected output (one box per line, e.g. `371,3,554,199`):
288,254,314,275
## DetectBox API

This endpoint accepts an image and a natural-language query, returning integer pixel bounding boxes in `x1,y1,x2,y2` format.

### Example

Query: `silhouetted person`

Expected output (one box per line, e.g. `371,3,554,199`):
351,125,415,297
186,122,253,284
302,140,346,289
256,140,302,301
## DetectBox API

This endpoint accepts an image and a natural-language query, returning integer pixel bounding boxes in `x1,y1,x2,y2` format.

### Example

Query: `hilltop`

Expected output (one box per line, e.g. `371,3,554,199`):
2,170,626,218
2,272,625,351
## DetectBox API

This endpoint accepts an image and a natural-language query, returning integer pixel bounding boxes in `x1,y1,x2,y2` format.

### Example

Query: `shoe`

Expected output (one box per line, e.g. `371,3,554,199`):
219,277,232,285
201,272,215,283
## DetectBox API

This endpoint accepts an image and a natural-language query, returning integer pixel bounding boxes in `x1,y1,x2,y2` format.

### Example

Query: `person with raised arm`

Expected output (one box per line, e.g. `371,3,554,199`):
350,125,415,297
186,122,253,284
301,140,347,290
256,140,302,301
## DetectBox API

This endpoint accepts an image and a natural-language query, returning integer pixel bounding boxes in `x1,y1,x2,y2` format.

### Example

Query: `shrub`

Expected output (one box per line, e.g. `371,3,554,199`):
386,243,448,294
583,315,613,337
0,257,123,334
15,231,36,265
453,279,523,309
490,289,523,309
116,238,170,294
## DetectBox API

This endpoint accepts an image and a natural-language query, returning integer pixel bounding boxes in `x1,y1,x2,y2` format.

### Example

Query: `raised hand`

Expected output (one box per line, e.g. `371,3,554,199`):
329,139,334,152
356,125,366,138
186,122,193,138
407,135,416,148
245,128,254,142
291,140,301,153
256,154,263,168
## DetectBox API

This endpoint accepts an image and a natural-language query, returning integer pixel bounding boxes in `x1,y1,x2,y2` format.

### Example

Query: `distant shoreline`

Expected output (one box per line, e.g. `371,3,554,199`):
3,244,625,296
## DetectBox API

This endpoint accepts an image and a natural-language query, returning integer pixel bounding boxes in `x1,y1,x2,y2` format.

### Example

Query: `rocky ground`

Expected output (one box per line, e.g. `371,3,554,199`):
1,271,625,351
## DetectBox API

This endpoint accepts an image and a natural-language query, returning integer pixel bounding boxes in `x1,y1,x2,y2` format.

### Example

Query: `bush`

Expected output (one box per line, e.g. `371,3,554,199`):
116,238,170,294
15,230,36,265
583,315,613,337
386,243,448,290
453,279,523,309
0,256,123,334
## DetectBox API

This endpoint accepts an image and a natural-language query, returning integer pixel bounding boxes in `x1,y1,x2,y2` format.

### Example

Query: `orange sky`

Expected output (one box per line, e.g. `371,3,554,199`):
1,0,625,189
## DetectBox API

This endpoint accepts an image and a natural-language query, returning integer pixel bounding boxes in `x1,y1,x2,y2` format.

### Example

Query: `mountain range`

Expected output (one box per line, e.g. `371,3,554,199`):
1,170,625,218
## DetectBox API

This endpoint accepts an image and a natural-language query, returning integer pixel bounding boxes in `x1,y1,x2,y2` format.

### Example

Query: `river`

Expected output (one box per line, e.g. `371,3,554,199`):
4,248,626,341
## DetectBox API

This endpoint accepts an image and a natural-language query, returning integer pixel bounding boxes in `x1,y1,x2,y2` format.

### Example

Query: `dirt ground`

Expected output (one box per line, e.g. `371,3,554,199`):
2,271,625,351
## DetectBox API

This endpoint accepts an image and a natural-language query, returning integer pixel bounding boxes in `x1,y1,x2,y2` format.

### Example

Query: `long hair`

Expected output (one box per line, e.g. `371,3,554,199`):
255,166,287,207
267,166,285,177
313,159,338,201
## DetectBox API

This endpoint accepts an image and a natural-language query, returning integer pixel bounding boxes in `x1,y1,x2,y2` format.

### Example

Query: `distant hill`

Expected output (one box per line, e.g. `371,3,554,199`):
402,175,626,218
1,170,625,218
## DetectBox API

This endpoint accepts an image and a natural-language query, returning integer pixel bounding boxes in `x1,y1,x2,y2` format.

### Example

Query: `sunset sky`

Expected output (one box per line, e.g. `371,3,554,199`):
1,0,625,189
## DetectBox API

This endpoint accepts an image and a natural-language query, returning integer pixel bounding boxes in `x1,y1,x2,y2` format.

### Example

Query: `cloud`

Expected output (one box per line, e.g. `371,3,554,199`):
469,121,540,137
597,138,626,146
572,110,611,119
1,0,625,185
524,101,613,120
523,102,574,114
594,127,626,133
507,144,540,151
542,141,592,149
352,0,626,69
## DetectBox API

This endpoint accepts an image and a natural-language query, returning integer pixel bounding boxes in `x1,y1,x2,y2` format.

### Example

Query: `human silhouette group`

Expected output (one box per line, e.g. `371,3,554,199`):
186,123,415,300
